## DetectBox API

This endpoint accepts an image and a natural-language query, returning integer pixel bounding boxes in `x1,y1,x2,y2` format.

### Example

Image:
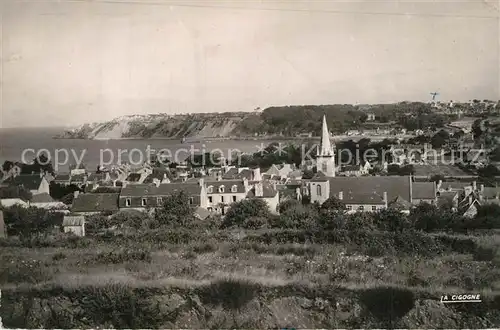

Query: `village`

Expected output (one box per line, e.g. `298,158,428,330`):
2,104,500,236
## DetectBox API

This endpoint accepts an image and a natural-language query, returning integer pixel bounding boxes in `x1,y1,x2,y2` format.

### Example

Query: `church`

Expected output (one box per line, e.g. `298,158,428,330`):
308,115,436,212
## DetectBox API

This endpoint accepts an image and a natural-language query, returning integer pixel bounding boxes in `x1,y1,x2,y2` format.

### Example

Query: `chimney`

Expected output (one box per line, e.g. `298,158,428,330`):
253,167,262,181
198,178,204,187
473,181,477,191
338,191,343,200
438,180,443,190
255,182,264,197
216,173,222,181
480,184,484,192
73,190,80,199
383,191,388,203
242,178,249,191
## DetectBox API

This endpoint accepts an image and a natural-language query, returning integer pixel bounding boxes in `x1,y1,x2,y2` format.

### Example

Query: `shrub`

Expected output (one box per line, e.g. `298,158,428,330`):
360,286,415,328
222,199,271,228
242,216,268,229
473,246,498,261
198,278,260,310
52,252,67,261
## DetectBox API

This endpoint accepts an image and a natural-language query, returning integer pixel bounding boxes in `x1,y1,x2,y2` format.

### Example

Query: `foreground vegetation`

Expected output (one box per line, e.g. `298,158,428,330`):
1,194,500,328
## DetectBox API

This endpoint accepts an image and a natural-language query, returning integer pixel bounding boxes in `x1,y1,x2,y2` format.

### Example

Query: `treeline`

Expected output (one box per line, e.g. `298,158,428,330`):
235,102,448,135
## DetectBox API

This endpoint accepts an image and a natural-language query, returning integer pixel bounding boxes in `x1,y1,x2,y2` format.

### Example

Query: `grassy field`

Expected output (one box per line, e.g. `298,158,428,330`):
1,228,500,328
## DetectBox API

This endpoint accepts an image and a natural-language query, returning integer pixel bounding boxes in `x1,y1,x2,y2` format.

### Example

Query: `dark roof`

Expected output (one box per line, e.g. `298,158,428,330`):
63,215,85,226
126,173,141,182
438,191,458,201
388,196,412,210
8,175,43,190
310,171,327,181
343,192,386,205
194,207,211,220
205,180,246,194
326,176,412,202
222,168,239,179
235,169,253,180
412,182,436,200
142,169,171,184
341,165,361,172
54,173,71,181
246,182,278,198
31,193,55,203
87,172,108,182
72,193,119,213
120,183,202,197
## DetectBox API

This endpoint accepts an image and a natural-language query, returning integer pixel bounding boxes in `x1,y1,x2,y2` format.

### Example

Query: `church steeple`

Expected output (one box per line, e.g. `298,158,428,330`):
316,114,336,177
318,115,333,156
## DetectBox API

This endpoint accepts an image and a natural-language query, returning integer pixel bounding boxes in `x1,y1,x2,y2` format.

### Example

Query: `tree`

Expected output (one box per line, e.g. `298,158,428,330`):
431,130,450,149
473,204,500,229
409,203,452,232
275,204,318,229
320,197,347,213
478,165,500,178
372,208,411,232
222,199,271,228
155,191,195,227
3,205,62,237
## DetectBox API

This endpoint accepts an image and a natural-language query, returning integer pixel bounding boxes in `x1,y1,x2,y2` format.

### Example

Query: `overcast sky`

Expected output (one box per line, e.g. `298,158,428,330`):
1,0,499,128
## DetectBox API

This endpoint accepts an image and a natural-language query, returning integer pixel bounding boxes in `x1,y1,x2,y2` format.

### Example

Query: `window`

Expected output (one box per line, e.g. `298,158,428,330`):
189,197,194,205
157,197,163,205
208,196,213,203
207,207,213,211
221,196,225,203
316,184,322,196
126,198,131,207
219,185,225,193
322,163,328,173
372,206,377,211
207,186,213,193
231,185,238,192
232,196,237,202
358,205,364,211
346,205,352,210
141,198,147,207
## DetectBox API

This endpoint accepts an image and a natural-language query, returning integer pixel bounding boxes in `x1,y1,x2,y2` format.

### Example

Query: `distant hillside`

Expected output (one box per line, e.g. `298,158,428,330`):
55,102,436,140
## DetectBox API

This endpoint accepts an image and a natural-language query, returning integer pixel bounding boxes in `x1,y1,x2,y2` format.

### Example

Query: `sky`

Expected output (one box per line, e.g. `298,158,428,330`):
1,0,499,128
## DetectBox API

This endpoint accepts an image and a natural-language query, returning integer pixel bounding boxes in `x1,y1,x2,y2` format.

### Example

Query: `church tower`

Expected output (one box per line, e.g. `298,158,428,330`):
316,115,336,177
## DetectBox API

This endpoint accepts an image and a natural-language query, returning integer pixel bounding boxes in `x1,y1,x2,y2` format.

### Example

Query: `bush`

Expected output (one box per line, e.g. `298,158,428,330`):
473,246,498,261
242,216,268,229
222,199,271,228
198,278,260,310
360,286,415,328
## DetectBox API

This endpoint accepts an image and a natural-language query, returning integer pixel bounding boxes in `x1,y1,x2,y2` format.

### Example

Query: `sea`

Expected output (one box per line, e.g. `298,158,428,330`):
0,127,283,173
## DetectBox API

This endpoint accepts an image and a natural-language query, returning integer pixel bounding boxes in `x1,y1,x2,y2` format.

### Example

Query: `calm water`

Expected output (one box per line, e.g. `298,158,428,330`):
0,128,278,173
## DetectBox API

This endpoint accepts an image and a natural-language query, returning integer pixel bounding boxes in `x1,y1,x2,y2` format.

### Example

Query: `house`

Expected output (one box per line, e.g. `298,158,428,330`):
388,196,413,214
119,181,206,210
339,163,371,177
309,175,436,211
309,176,413,207
0,198,29,208
205,179,251,214
62,215,85,236
53,173,71,185
30,193,67,210
71,192,120,215
7,174,50,195
86,172,111,185
70,174,87,186
246,181,280,214
411,182,437,204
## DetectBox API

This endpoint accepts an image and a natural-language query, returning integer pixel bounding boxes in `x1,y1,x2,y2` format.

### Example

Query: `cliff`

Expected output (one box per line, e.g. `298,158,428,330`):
54,102,436,140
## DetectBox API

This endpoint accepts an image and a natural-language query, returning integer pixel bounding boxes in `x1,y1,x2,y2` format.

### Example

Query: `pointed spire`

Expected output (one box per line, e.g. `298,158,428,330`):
319,115,333,156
